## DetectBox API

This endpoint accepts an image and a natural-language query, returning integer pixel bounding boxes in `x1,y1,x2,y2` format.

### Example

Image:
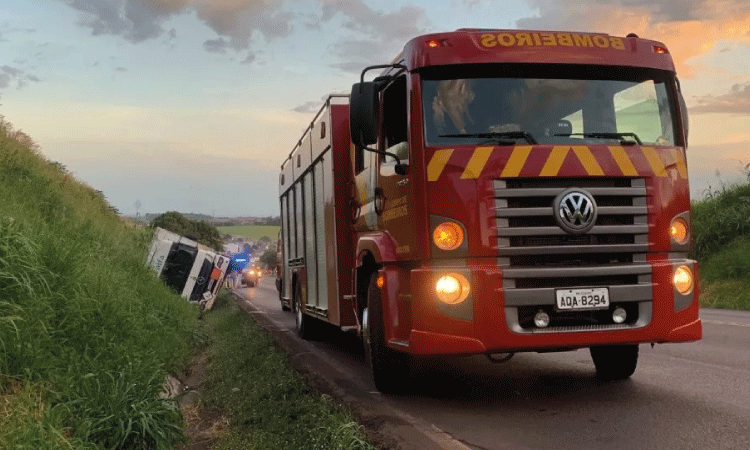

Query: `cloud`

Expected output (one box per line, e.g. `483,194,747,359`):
64,0,188,43
292,101,319,113
192,0,294,51
59,1,428,66
690,82,750,114
0,65,41,90
514,0,750,78
1,66,23,77
240,52,255,64
203,37,230,54
60,0,296,56
319,0,430,72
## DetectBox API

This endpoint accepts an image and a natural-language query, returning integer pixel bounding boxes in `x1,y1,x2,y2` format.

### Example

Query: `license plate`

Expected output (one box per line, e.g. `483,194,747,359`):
555,288,610,311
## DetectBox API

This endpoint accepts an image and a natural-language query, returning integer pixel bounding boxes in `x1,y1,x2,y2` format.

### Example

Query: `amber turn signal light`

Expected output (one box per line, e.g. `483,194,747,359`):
669,218,689,245
433,222,464,251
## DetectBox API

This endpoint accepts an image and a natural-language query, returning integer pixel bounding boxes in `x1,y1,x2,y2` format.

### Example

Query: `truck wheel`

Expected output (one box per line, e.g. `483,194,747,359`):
590,345,639,381
293,282,315,339
364,273,410,394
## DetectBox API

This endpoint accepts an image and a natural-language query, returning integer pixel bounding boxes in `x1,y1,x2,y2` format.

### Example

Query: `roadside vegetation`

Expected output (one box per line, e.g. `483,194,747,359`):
200,293,373,450
0,117,200,448
150,211,224,251
692,164,750,310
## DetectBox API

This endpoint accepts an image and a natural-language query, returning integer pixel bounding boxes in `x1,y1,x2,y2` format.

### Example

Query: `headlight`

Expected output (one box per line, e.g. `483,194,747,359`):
669,217,689,245
435,273,470,304
673,265,694,295
433,221,464,251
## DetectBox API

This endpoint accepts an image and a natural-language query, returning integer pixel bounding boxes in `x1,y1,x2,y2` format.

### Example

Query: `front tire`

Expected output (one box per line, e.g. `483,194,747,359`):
590,345,639,381
364,273,410,394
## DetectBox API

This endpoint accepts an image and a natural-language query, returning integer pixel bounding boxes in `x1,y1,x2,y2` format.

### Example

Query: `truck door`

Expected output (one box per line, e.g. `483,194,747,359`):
377,74,416,258
352,129,378,231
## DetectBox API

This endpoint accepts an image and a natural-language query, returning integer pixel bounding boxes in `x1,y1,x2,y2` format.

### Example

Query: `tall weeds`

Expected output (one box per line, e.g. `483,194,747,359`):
1,116,199,448
691,163,750,309
692,163,750,261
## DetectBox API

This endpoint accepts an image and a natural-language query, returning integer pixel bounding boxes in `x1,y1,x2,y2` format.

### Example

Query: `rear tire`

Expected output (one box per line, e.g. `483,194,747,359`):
364,273,410,394
590,345,639,381
293,282,315,339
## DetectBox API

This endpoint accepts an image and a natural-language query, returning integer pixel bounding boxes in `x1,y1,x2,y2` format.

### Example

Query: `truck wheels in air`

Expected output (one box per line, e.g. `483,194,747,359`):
590,344,639,381
364,273,410,394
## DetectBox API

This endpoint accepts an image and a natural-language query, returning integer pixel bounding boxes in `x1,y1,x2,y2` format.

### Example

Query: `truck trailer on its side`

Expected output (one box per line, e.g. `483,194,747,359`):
145,227,228,309
278,29,702,393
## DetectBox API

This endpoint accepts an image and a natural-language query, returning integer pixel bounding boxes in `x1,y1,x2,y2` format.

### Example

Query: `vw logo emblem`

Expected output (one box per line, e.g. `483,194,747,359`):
197,276,206,285
553,188,597,234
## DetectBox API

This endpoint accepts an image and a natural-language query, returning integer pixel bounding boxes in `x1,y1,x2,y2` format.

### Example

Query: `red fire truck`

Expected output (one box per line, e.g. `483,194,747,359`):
278,29,702,393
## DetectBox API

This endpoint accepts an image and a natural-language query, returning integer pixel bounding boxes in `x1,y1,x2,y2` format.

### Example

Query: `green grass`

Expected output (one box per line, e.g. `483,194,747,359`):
218,225,280,240
691,168,750,310
202,293,373,450
699,279,750,310
692,175,750,261
0,117,199,449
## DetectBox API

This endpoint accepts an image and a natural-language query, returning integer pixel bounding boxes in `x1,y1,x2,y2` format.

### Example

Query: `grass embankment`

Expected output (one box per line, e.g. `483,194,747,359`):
692,168,750,310
0,118,200,448
200,293,373,450
218,225,280,240
1,116,372,449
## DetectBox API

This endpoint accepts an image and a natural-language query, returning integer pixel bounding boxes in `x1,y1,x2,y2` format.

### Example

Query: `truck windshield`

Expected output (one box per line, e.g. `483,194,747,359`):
421,65,678,147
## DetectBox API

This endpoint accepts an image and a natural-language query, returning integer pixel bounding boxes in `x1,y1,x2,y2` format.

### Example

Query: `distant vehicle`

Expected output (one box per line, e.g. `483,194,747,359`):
241,266,260,287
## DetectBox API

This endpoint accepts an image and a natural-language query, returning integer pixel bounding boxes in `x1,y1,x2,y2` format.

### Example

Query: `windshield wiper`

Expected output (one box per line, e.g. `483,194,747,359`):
561,132,643,145
439,131,538,145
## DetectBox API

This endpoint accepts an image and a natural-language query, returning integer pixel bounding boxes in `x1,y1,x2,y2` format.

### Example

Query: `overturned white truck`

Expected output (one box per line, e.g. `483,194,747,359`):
145,227,228,309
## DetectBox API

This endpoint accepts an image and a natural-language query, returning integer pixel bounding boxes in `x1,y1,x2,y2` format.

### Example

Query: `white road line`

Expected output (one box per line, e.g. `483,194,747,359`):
702,319,750,328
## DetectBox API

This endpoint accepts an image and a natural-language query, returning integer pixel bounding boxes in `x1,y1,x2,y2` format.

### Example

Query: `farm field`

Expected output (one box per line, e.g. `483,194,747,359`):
219,225,280,240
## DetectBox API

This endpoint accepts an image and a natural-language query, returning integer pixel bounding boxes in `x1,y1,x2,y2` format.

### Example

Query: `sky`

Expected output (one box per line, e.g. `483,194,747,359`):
1,0,749,217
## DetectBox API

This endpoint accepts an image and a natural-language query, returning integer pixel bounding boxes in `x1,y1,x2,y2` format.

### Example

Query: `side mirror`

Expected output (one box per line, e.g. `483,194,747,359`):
676,77,688,147
350,82,378,148
678,91,689,147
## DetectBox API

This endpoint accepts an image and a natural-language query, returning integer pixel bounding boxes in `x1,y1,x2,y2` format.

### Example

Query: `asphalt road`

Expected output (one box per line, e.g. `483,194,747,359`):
236,277,750,450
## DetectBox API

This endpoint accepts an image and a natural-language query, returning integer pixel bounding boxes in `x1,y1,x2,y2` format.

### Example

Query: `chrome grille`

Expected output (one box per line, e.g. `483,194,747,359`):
493,177,653,333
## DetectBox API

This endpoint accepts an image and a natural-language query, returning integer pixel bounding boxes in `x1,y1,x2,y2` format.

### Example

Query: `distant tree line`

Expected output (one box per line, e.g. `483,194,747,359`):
150,211,223,251
142,212,215,224
256,216,280,226
214,216,280,227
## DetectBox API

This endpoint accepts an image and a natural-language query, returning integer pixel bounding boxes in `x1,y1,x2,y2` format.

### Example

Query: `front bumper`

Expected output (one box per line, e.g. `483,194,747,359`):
389,259,702,356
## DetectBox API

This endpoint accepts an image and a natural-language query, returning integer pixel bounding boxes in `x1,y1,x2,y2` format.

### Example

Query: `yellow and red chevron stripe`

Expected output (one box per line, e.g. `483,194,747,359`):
427,145,687,181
